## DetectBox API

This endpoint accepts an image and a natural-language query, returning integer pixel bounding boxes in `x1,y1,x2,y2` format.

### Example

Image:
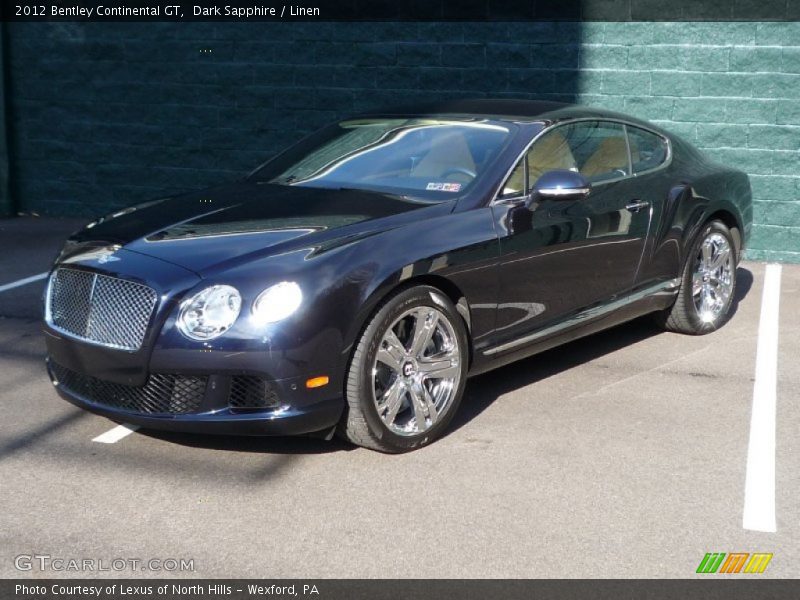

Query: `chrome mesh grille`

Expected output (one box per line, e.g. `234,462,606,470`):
47,268,157,351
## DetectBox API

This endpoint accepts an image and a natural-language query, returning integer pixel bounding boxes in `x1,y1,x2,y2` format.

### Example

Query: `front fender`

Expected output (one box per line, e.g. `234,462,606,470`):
338,206,501,369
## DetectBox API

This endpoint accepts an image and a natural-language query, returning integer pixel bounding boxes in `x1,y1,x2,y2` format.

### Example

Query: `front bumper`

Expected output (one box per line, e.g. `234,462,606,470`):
42,253,348,436
46,358,343,436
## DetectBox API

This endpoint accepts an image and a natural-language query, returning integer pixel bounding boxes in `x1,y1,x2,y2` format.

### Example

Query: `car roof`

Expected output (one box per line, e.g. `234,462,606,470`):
359,99,569,119
355,98,665,133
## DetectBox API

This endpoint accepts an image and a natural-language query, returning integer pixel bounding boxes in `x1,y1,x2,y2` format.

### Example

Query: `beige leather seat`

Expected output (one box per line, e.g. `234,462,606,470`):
412,130,477,178
528,131,578,182
503,131,577,194
581,137,638,179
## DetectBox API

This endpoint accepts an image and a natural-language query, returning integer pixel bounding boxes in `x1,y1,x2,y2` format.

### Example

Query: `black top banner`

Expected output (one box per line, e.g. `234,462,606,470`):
1,0,799,22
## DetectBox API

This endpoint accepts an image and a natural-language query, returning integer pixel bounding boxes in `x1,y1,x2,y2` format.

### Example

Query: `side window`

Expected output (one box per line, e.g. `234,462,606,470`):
559,121,629,183
520,121,630,189
526,129,579,185
499,156,526,199
626,126,669,174
498,120,647,201
499,128,581,199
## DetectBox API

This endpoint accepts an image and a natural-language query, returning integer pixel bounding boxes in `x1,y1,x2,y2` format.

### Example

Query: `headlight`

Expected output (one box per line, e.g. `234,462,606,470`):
252,282,302,324
177,285,241,341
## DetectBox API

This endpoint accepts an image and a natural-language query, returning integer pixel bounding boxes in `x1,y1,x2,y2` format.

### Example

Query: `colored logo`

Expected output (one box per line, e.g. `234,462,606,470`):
696,552,773,574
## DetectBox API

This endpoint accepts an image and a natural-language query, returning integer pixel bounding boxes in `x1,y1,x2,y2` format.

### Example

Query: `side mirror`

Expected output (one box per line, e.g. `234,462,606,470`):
532,169,591,201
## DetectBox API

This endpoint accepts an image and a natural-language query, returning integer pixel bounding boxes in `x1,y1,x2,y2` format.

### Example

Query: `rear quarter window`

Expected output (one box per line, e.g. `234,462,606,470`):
627,126,669,174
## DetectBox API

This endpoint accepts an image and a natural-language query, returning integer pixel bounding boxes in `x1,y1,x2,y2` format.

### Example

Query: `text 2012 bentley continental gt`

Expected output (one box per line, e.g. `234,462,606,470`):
44,100,752,453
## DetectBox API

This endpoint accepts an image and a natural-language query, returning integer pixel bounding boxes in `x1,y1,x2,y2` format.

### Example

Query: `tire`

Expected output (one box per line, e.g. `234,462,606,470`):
338,285,469,453
655,220,737,335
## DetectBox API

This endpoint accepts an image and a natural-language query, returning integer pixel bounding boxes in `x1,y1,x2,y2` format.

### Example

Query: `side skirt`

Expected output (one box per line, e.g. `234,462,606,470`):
471,278,680,376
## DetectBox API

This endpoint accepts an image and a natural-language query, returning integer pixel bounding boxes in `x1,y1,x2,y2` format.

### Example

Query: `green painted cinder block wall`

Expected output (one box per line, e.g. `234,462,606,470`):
4,21,799,261
577,22,800,263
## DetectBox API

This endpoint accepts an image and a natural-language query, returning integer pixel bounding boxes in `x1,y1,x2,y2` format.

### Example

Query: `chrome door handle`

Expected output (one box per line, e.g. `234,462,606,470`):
625,200,650,213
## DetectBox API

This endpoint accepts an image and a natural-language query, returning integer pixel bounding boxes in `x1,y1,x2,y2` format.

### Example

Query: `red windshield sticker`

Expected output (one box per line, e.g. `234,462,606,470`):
426,182,462,192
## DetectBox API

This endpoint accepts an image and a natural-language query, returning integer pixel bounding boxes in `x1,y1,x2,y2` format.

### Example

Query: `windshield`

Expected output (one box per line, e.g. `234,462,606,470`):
249,117,514,201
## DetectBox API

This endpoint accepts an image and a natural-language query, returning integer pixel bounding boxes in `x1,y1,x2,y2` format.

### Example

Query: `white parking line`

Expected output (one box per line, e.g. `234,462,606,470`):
742,263,782,533
0,272,48,294
92,424,140,444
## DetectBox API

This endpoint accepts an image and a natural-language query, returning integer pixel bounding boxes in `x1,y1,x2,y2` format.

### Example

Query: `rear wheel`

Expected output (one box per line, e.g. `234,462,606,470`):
338,286,468,453
655,220,737,335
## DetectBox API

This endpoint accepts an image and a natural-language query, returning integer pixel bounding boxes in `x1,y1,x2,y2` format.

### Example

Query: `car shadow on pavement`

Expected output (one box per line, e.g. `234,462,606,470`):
449,266,754,437
140,428,353,455
728,266,753,320
137,428,352,482
449,316,663,436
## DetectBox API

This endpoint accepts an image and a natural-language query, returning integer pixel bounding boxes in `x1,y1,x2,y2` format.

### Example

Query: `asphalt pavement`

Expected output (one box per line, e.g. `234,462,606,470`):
0,216,797,578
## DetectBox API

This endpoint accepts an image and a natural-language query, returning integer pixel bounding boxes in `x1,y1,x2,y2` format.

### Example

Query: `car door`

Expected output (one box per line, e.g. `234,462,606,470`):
489,120,652,347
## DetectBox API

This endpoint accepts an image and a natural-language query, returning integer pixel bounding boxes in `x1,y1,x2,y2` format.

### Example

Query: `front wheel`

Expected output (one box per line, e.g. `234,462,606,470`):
655,220,737,335
338,286,468,453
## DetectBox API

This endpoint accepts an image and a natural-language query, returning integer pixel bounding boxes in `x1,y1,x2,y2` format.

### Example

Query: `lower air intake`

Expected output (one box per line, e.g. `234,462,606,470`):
229,376,280,409
51,362,207,415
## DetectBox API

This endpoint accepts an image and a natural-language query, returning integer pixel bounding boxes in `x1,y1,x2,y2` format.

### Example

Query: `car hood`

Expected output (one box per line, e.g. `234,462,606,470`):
67,182,454,275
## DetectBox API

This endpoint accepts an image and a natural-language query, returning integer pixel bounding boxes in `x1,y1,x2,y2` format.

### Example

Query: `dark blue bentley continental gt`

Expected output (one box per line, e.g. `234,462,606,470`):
44,100,752,452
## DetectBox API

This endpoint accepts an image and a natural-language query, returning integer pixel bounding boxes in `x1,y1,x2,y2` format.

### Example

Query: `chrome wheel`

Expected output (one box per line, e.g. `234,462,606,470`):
371,306,462,436
692,232,734,323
